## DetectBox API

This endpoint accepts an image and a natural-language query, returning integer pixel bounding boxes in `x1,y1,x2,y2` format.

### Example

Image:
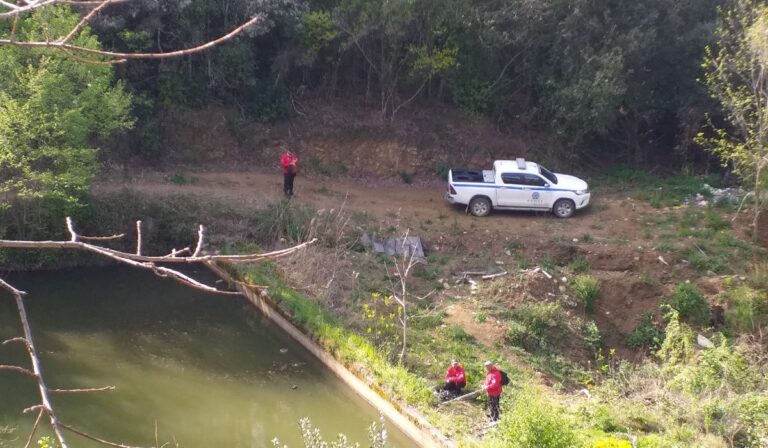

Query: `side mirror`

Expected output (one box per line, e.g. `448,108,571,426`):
544,183,550,188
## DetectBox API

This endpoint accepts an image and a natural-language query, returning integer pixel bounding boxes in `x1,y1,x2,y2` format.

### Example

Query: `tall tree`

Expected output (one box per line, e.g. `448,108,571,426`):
698,0,768,238
0,6,133,237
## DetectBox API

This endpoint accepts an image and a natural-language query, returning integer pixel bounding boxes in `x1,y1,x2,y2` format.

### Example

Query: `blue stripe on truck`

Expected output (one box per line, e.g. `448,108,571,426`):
451,183,581,193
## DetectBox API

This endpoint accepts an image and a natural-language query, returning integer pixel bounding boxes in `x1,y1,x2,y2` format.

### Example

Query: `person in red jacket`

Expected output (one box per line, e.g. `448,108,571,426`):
483,361,503,422
280,150,299,196
439,359,466,398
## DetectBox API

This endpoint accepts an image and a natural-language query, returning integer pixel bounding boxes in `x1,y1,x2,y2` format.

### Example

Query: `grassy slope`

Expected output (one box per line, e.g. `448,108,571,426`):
227,172,768,447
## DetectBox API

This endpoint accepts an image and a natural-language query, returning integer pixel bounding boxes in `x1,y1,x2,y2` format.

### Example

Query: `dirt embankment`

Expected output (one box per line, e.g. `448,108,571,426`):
96,169,730,360
122,98,547,177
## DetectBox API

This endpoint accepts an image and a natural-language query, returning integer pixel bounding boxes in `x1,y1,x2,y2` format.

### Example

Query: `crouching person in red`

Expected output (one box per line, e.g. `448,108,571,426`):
483,360,503,422
439,359,466,398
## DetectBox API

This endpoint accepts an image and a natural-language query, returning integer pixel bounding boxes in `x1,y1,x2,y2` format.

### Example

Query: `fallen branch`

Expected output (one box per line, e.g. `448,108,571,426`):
438,389,481,406
481,271,507,280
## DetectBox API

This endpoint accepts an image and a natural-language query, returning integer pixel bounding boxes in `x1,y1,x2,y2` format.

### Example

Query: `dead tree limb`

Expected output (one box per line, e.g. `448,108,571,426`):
0,12,262,65
59,421,148,448
23,408,44,448
0,278,69,447
1,217,316,295
50,385,116,393
0,364,36,377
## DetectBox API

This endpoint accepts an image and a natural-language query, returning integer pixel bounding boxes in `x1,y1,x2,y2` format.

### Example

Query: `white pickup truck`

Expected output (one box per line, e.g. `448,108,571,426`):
445,159,590,218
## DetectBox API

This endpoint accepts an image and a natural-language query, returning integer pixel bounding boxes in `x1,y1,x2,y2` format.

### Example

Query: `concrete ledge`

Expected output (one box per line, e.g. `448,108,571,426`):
208,263,452,448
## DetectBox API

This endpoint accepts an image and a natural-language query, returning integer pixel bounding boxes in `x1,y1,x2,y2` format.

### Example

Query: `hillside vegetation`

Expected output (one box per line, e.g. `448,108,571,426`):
1,0,768,447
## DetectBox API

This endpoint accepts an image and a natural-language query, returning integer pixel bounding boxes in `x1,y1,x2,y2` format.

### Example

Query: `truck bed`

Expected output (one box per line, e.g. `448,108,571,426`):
451,169,494,183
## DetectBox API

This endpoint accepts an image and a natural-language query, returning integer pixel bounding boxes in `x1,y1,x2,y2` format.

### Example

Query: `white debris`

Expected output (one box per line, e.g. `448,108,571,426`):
697,334,715,348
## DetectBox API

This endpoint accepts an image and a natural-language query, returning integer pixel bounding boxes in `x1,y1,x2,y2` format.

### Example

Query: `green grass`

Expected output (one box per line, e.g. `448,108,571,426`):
568,257,590,273
572,275,600,313
595,168,717,208
664,283,709,325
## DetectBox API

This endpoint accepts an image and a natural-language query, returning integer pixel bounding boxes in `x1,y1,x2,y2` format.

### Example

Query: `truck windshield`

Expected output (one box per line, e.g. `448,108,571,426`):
539,166,558,184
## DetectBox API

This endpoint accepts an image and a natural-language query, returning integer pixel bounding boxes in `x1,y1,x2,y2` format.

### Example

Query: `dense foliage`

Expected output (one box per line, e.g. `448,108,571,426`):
86,0,724,163
0,7,132,237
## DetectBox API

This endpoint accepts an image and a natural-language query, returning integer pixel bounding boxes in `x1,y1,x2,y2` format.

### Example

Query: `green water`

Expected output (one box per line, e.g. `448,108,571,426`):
0,267,412,447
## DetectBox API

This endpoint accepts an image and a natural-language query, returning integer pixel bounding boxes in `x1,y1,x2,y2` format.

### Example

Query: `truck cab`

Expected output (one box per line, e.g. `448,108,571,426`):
446,159,590,218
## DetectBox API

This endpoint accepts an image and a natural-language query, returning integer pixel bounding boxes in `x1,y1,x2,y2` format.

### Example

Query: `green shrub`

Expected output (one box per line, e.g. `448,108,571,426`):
657,310,695,365
506,303,563,352
568,256,590,273
582,320,602,353
687,340,756,394
572,275,600,313
484,389,581,448
665,283,710,325
725,286,768,333
733,395,768,448
627,312,665,350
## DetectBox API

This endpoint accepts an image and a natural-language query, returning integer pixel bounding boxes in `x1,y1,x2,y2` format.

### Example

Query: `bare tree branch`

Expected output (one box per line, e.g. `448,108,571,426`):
23,408,45,448
60,0,111,43
0,15,262,64
135,220,142,255
50,386,116,393
0,278,69,447
59,421,149,448
193,225,204,257
0,364,36,377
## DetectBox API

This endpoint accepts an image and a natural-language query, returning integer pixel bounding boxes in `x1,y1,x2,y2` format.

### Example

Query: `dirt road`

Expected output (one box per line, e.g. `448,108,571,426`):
96,170,628,241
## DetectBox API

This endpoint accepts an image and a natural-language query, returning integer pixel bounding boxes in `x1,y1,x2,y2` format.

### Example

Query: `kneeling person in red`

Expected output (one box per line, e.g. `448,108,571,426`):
483,361,503,422
440,359,466,397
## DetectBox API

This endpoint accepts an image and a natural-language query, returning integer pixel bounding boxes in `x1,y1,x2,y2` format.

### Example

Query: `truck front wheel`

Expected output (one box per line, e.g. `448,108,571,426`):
553,199,575,218
469,197,491,217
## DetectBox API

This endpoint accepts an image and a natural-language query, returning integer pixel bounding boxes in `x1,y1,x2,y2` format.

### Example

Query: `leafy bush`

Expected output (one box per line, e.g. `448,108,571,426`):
572,275,600,313
484,389,581,448
665,283,710,325
725,286,768,333
686,340,756,394
657,310,695,365
506,303,563,352
627,312,665,350
733,395,768,448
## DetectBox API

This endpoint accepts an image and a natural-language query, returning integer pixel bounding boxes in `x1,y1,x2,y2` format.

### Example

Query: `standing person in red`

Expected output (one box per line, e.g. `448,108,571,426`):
482,360,503,422
280,149,299,196
440,359,466,398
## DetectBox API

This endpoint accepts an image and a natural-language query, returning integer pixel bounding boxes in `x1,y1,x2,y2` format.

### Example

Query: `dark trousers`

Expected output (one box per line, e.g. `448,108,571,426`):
488,395,501,421
441,381,465,394
283,172,296,196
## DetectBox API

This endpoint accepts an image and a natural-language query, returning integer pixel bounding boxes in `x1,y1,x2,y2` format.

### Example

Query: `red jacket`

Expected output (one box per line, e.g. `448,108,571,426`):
484,368,502,397
445,364,466,386
280,152,298,174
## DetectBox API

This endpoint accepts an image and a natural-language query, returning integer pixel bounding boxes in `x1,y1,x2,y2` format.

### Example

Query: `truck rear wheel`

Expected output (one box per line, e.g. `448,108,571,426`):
469,197,491,217
553,199,575,218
